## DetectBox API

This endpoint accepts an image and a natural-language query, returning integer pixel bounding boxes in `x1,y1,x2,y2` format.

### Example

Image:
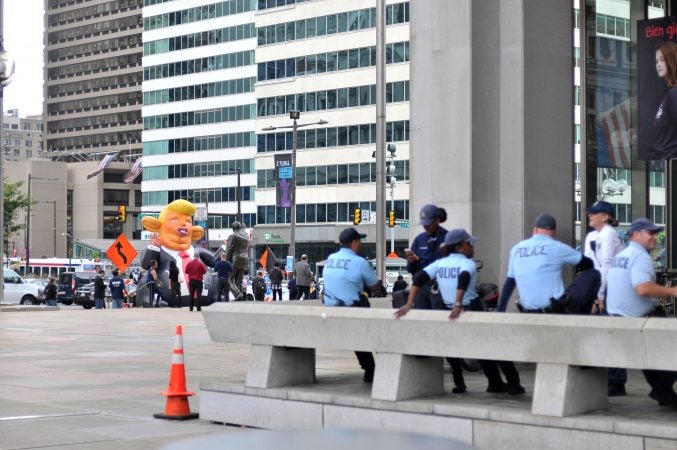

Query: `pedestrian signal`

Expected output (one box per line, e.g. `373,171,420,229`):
388,211,395,227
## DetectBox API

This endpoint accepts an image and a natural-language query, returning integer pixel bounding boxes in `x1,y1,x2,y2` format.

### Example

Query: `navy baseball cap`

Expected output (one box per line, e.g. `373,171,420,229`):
339,227,367,245
534,213,557,230
419,204,439,226
586,201,615,217
443,229,478,247
628,218,664,235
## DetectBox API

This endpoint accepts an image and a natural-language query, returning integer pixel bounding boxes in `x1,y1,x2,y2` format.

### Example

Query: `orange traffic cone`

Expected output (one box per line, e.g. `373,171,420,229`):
153,325,199,420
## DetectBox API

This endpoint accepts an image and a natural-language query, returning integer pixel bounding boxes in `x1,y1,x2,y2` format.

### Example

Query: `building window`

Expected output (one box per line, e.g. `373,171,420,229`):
103,189,129,206
650,205,665,225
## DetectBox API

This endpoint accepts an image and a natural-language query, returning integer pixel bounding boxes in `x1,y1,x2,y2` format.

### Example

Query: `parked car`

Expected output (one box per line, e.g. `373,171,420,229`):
2,269,41,305
25,278,48,300
57,271,107,309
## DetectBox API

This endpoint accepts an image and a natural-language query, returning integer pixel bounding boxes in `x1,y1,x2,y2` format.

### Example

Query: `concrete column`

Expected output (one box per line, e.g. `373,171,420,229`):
371,353,444,401
532,363,608,417
245,344,316,389
410,1,574,287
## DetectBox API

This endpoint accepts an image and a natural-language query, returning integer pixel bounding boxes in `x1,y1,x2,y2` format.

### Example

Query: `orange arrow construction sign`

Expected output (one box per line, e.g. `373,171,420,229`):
106,233,137,273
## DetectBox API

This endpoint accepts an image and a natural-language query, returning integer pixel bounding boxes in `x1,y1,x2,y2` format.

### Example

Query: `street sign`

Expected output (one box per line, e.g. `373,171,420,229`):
400,222,409,229
106,233,137,273
195,207,208,221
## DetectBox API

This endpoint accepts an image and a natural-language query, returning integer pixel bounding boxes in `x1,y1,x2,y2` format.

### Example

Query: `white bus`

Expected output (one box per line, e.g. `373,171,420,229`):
6,258,110,278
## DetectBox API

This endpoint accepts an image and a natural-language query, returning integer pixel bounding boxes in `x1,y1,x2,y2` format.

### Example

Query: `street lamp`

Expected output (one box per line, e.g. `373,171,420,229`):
25,175,58,275
62,232,72,272
262,111,328,264
0,6,16,301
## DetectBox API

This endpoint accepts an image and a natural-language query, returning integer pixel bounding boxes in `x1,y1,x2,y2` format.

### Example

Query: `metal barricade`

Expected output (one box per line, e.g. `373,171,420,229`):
134,281,157,308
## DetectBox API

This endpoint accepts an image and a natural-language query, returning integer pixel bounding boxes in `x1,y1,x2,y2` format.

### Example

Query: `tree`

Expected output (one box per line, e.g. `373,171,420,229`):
3,180,31,259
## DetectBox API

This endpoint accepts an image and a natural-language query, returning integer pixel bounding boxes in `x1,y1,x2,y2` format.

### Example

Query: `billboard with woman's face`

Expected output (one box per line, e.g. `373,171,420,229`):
638,16,677,160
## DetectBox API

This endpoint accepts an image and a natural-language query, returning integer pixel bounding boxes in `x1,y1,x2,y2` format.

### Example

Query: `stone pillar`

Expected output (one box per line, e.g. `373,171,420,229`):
410,1,574,289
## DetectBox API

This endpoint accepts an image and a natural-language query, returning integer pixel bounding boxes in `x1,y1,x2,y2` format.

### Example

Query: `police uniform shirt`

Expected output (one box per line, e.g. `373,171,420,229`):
583,224,625,300
322,248,378,307
423,253,477,307
606,241,657,317
507,234,582,310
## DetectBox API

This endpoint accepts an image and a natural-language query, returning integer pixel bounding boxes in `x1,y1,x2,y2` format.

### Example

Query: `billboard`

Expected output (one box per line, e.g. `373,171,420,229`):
638,16,677,160
274,153,294,208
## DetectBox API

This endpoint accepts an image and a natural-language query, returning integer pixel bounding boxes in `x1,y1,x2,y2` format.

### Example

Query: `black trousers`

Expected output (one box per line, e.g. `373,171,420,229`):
217,278,230,302
438,296,521,389
297,285,311,300
272,288,283,301
331,300,375,374
643,369,677,394
188,280,203,311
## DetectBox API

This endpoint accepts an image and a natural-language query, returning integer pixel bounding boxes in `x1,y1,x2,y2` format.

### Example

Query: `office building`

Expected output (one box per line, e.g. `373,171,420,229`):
1,109,45,161
44,0,143,159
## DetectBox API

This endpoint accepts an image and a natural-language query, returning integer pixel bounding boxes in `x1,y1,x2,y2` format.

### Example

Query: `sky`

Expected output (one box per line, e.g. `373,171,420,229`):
2,0,44,117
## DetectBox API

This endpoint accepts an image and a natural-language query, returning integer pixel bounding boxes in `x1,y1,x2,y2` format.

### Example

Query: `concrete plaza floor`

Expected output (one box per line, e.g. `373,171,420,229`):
1,305,676,449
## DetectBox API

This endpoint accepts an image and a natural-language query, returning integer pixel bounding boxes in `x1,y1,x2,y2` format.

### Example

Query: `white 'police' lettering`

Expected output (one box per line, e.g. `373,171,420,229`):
515,245,548,258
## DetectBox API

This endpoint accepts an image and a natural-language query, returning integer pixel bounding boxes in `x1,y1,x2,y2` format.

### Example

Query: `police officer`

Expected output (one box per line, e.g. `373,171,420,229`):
606,218,677,408
323,227,383,383
497,213,600,314
395,229,524,395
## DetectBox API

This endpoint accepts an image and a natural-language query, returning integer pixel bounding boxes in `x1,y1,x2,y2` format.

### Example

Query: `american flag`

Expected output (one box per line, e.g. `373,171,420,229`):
599,99,632,169
86,153,119,179
124,157,143,184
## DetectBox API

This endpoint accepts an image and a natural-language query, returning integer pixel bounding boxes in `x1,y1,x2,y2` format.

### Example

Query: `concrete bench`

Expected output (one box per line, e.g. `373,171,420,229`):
203,303,677,417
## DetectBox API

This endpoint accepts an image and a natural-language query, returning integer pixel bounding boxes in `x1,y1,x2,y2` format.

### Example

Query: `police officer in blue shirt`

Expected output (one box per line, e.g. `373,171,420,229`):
497,213,600,314
404,204,449,309
323,227,383,383
396,229,524,395
606,218,677,407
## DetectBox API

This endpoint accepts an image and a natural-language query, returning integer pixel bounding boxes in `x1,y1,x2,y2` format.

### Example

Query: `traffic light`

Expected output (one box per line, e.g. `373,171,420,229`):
353,208,361,225
117,205,127,223
388,211,395,227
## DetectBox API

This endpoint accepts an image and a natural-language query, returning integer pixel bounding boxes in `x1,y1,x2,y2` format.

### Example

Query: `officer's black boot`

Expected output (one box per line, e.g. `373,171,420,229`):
447,358,466,393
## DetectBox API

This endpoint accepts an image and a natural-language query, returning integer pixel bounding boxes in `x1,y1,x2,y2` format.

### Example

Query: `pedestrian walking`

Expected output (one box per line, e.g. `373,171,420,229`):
185,254,207,311
294,254,314,300
214,253,233,302
108,269,127,309
269,262,284,301
392,275,408,293
94,269,106,310
145,260,164,307
168,260,181,308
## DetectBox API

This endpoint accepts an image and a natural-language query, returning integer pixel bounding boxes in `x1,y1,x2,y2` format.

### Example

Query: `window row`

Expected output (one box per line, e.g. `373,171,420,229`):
143,50,254,81
206,213,257,230
144,0,174,5
48,92,142,115
144,0,255,30
48,54,142,81
3,139,42,148
257,120,409,153
144,158,254,181
143,23,255,55
48,15,140,44
257,200,410,225
257,161,409,189
48,73,142,99
48,130,141,152
258,2,409,46
48,0,141,26
257,41,409,82
257,81,409,117
257,0,305,10
596,13,630,39
169,186,254,204
143,131,255,155
143,104,256,130
48,35,141,62
47,111,141,133
103,189,129,206
143,76,255,105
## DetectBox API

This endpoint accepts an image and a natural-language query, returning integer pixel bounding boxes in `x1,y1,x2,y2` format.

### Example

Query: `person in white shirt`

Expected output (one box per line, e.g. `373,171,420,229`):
583,201,627,397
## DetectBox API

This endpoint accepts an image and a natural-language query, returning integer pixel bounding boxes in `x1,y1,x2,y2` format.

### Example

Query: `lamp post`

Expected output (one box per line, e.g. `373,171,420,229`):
0,1,16,301
62,232,72,272
262,112,327,264
25,175,58,275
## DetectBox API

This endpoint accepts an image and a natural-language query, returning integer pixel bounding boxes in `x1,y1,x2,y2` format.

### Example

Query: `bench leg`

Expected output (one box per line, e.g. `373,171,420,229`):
245,344,316,388
532,363,608,417
371,353,445,401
